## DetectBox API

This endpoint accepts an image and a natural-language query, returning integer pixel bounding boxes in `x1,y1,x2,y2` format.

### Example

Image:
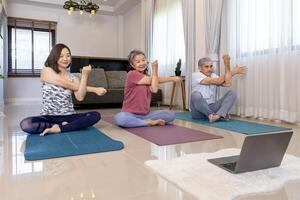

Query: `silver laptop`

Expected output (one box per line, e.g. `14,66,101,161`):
208,130,293,174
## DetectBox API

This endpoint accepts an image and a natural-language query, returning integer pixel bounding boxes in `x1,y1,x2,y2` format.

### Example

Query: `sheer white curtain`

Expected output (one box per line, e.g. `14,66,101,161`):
221,0,300,123
152,0,186,104
203,0,224,101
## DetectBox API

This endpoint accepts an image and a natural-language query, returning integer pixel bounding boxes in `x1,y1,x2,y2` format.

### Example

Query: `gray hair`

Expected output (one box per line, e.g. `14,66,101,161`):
198,57,212,67
128,49,146,64
127,49,148,74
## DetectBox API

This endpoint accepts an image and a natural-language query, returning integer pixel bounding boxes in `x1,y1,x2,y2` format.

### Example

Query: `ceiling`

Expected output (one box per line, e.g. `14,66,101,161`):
8,0,141,15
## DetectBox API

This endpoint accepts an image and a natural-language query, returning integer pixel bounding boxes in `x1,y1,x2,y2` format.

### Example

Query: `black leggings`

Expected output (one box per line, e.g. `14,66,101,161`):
20,111,101,134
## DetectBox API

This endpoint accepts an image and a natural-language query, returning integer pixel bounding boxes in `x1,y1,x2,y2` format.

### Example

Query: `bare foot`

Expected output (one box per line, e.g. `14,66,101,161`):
20,141,25,153
61,121,69,125
223,114,231,121
208,114,220,123
40,124,61,136
146,119,166,126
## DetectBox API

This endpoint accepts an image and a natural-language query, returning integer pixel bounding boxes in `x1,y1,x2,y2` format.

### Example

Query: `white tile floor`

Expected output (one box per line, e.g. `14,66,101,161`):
0,104,300,200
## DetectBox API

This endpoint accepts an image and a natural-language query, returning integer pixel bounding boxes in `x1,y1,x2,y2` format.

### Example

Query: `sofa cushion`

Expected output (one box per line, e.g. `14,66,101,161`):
88,68,108,88
105,71,127,89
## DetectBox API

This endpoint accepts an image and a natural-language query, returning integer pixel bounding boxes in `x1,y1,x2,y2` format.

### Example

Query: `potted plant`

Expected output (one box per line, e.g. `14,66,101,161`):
175,58,181,76
0,66,3,79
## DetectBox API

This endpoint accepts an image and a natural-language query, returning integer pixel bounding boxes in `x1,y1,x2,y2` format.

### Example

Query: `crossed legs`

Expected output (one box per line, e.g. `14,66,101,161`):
114,110,176,128
20,111,101,135
190,90,236,122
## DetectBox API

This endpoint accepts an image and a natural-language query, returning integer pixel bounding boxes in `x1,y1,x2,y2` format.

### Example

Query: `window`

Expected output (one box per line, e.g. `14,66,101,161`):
152,0,185,76
8,17,56,77
235,0,300,57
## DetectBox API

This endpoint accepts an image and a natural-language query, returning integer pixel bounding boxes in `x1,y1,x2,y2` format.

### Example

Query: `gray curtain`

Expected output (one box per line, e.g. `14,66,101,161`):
0,5,7,105
204,0,224,74
182,0,196,109
141,0,154,60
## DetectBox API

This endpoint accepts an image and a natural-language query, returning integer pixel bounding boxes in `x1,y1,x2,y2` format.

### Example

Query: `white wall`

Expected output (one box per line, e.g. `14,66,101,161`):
6,2,122,103
6,78,41,103
123,2,142,56
8,3,119,57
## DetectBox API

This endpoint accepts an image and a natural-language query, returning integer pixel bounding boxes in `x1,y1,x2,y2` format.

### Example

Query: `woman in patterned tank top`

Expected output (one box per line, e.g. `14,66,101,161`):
20,43,107,136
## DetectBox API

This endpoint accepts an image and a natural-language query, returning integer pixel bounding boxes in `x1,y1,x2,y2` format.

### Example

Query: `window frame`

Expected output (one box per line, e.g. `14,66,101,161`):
7,17,56,77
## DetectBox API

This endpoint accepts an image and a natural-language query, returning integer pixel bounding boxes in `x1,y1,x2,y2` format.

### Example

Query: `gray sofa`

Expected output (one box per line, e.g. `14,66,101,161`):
72,68,162,108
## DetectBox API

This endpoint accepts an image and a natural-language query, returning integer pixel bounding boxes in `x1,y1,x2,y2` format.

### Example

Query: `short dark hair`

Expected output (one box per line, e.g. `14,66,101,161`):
44,43,72,73
198,57,212,67
127,49,148,74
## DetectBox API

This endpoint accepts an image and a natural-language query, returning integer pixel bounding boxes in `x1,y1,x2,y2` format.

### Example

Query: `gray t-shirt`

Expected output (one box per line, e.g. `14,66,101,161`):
192,71,218,104
40,74,76,115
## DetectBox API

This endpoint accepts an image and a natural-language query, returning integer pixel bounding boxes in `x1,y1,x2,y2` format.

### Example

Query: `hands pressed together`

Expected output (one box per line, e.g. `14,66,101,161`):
151,60,183,83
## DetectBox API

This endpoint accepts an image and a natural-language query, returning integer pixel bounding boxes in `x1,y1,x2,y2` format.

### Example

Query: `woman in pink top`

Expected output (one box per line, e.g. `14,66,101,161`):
114,50,182,127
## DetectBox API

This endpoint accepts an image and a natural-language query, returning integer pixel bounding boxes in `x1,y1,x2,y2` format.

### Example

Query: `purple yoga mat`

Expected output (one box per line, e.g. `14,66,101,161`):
102,116,223,146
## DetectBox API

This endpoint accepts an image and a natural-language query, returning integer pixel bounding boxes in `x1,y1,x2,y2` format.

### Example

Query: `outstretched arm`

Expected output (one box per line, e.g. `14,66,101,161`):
137,76,182,84
41,67,82,91
200,65,247,87
200,76,225,86
149,60,159,93
72,75,107,101
40,66,107,101
222,54,232,87
137,61,182,87
73,67,107,100
74,65,90,101
86,86,107,96
159,76,182,83
231,64,248,76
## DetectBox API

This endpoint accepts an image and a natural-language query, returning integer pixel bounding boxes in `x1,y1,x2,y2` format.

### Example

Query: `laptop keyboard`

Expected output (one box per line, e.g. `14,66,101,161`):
221,162,237,171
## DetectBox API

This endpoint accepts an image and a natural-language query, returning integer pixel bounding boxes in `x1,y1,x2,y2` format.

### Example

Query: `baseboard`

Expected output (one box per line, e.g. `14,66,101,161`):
6,98,42,105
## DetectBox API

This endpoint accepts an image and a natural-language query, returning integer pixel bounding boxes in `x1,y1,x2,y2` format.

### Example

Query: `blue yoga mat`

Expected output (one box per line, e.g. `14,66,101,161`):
176,112,291,135
24,127,124,161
